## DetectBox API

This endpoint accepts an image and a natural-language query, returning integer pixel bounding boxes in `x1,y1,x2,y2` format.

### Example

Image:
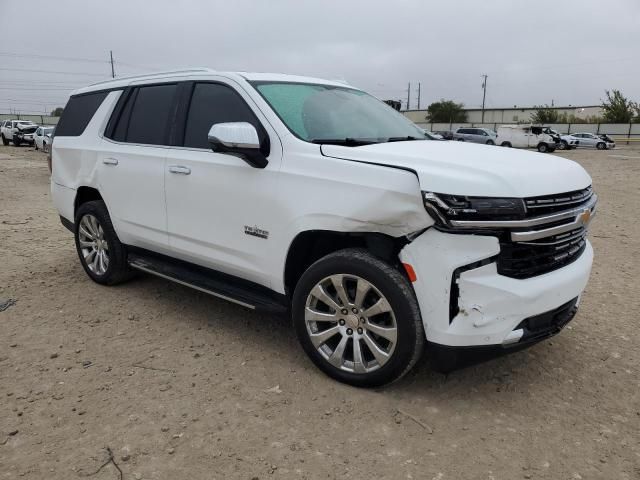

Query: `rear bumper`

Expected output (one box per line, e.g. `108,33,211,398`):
399,229,593,348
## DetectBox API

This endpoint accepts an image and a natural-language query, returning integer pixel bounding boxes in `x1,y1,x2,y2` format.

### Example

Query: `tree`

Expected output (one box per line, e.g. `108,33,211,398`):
50,107,64,117
601,90,637,123
531,105,558,124
426,100,468,123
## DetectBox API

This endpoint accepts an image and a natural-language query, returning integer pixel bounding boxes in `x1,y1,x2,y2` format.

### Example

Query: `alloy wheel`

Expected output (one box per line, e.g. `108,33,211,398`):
304,274,397,374
78,214,110,275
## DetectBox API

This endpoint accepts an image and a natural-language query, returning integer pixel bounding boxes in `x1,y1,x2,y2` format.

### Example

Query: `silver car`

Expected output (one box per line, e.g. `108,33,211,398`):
453,127,498,145
571,132,615,150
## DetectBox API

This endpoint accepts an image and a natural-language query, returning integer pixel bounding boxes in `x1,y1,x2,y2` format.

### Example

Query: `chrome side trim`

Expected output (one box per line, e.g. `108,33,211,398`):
129,263,256,310
450,194,597,229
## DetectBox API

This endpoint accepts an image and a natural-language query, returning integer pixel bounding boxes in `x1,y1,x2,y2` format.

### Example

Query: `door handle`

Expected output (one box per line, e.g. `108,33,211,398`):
103,158,118,165
168,165,191,175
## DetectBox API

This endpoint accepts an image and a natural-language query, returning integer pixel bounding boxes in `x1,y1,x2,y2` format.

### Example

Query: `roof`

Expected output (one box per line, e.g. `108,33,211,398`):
73,69,355,96
405,105,600,113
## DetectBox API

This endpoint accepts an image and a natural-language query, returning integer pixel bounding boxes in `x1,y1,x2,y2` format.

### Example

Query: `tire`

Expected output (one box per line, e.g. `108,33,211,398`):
457,138,465,142
292,248,425,388
596,142,606,150
486,140,495,145
42,141,48,153
1,135,8,146
500,142,512,147
34,142,38,150
559,140,568,150
537,143,548,153
12,137,21,147
74,200,131,285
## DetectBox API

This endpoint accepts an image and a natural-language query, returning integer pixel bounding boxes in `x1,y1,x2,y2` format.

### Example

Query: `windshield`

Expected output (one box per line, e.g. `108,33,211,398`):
44,127,54,134
251,81,427,145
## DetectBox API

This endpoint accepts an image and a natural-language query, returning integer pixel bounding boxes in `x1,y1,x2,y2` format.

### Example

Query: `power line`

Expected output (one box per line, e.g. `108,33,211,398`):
0,51,108,64
0,67,107,77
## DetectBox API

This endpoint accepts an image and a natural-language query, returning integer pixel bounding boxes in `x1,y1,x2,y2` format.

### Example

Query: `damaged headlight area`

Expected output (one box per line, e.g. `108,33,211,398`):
422,192,526,226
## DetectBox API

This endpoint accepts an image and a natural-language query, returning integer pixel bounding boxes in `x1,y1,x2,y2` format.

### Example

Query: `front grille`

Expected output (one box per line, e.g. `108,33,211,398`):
498,226,587,278
19,127,37,134
523,186,593,217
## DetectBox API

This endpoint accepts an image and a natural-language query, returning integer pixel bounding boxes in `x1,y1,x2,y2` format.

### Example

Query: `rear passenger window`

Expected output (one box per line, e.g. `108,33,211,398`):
183,83,264,149
124,84,178,145
52,91,108,137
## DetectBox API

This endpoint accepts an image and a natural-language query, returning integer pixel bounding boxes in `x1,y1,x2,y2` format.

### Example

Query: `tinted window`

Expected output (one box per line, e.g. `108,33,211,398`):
183,83,264,149
55,91,108,136
123,84,177,145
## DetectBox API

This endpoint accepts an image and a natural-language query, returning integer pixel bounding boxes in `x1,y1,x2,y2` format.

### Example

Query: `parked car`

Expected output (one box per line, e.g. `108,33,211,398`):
34,126,55,152
496,125,557,152
572,132,615,150
541,127,579,150
433,130,454,140
51,69,596,387
453,127,497,145
421,129,445,140
1,119,38,146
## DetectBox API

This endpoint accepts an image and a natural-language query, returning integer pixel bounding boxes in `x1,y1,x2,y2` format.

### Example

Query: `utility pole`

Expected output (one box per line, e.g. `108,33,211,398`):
481,74,488,123
110,50,115,78
406,82,411,111
417,82,421,110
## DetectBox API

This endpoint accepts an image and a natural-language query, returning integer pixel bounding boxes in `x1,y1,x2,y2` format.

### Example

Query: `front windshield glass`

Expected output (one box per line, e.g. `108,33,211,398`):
251,81,427,144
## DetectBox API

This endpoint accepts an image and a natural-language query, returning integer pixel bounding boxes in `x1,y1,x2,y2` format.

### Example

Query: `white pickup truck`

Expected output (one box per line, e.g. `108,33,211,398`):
1,119,39,146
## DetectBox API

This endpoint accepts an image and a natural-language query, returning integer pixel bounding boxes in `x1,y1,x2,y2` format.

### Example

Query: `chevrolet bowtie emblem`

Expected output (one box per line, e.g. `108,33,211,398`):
579,209,592,225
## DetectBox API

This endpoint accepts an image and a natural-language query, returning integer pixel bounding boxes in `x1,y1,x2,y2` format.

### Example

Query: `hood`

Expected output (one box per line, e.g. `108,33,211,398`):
321,140,592,197
17,124,37,133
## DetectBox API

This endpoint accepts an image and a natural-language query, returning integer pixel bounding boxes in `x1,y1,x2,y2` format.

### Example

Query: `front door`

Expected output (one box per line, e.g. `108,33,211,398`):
164,80,282,287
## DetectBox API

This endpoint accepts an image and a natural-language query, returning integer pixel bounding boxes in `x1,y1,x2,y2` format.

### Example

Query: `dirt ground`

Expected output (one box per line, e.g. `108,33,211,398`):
1,142,639,480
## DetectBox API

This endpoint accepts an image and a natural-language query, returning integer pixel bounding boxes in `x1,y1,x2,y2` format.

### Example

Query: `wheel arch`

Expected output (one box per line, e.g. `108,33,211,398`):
283,230,410,295
74,186,105,217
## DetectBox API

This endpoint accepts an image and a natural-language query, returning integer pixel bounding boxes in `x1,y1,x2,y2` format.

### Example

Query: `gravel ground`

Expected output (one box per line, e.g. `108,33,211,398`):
1,143,639,480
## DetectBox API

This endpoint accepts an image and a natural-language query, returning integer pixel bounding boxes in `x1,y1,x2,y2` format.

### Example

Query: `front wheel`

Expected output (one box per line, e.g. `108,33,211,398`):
292,249,425,387
12,137,21,147
486,139,495,145
559,140,568,150
500,142,512,147
2,135,9,146
457,138,465,142
74,200,131,285
537,143,548,153
596,142,606,150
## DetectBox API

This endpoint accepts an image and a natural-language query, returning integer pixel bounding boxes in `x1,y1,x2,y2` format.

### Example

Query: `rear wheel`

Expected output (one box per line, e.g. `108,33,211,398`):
500,142,512,147
292,249,424,387
74,200,131,285
596,142,606,150
457,138,465,142
2,135,9,146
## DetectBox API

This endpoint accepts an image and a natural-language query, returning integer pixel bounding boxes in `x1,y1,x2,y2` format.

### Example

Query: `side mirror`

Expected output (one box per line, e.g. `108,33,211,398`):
207,122,269,169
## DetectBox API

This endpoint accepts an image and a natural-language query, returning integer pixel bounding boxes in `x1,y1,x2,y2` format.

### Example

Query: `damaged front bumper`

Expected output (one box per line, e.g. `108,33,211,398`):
399,228,593,350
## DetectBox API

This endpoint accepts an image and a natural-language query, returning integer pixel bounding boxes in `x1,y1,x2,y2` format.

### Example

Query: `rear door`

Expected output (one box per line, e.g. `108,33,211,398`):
163,79,283,286
98,83,178,251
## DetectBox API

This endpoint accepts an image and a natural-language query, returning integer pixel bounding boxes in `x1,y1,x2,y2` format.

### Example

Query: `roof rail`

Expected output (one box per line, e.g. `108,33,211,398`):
88,68,213,87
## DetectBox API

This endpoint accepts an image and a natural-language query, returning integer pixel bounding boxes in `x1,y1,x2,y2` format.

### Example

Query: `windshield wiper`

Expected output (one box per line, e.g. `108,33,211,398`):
310,138,378,146
386,136,423,142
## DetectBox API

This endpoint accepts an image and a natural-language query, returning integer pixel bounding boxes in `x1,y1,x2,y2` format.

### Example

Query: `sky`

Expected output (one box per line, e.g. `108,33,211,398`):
1,0,639,114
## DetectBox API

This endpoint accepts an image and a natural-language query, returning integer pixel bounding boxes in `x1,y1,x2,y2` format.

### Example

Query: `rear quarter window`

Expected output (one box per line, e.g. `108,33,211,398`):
54,91,109,137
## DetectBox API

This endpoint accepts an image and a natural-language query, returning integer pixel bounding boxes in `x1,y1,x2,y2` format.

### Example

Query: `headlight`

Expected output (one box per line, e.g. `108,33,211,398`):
423,192,525,226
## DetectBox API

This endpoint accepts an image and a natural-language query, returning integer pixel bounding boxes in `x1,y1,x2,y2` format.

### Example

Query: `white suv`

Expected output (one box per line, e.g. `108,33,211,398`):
51,69,596,387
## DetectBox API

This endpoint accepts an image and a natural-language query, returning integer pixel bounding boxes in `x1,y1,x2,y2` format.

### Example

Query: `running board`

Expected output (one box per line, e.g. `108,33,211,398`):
128,252,288,314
